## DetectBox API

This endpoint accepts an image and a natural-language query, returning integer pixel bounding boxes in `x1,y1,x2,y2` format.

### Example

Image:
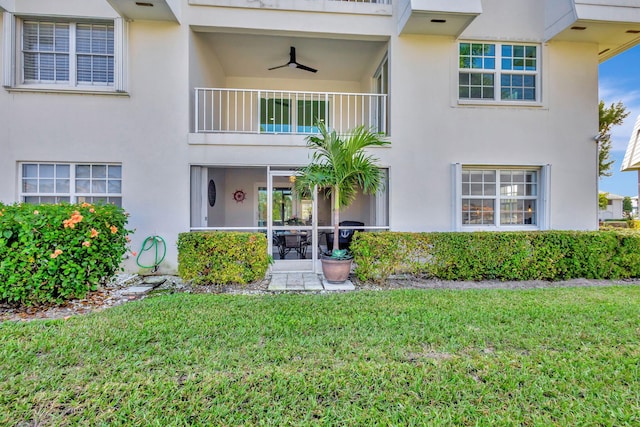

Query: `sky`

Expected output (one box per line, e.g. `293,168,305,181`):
598,44,640,197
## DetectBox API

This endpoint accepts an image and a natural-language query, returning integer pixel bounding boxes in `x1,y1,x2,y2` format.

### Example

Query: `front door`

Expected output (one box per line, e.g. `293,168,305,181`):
267,170,316,272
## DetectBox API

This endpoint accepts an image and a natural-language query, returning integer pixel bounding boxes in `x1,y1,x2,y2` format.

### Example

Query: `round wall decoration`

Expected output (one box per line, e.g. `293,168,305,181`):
208,179,216,207
233,189,246,203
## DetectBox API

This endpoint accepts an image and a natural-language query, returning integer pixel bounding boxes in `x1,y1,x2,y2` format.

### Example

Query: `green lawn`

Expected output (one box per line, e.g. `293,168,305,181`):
1,287,639,426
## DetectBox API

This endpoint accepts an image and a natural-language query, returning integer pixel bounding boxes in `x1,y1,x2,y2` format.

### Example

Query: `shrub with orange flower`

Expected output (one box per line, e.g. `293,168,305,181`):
0,202,132,305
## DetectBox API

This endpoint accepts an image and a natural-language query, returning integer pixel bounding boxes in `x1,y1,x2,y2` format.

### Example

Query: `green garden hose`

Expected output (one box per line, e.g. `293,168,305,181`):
136,235,166,272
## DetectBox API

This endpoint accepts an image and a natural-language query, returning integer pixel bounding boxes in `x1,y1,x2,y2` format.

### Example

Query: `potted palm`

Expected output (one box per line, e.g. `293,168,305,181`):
294,122,389,283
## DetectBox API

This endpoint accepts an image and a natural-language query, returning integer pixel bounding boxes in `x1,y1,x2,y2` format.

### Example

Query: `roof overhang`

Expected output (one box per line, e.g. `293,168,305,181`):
106,0,180,22
621,116,640,171
546,1,640,62
0,0,15,12
398,0,482,36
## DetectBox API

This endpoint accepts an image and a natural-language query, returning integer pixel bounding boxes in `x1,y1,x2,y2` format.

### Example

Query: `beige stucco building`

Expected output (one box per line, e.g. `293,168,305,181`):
2,0,640,273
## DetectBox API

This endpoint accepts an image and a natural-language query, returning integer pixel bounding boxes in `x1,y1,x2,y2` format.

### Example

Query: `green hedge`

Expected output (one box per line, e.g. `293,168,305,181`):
177,232,269,285
350,231,640,283
0,203,131,305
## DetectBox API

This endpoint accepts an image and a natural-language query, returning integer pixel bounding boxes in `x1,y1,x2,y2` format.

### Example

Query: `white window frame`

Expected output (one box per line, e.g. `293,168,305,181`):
19,162,123,206
452,164,551,231
457,41,541,106
3,12,127,93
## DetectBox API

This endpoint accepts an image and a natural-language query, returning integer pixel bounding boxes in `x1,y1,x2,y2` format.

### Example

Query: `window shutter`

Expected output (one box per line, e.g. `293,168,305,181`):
2,12,15,87
539,164,551,230
113,17,127,92
452,163,462,231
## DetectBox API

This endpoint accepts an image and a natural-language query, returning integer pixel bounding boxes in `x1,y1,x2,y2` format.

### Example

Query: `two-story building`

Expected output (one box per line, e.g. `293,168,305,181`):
2,0,640,273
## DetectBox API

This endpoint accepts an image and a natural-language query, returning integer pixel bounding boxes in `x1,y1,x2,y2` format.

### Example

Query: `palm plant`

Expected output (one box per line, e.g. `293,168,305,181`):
294,122,389,257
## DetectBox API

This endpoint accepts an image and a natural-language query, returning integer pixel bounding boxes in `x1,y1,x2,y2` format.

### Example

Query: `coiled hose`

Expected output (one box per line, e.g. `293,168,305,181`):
136,235,166,273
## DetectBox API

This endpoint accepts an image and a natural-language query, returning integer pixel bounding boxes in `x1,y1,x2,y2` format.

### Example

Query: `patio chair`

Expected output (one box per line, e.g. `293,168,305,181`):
278,232,310,259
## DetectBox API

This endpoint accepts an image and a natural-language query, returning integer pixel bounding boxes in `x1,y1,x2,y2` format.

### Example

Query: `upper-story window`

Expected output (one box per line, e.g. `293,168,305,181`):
458,42,539,103
2,13,126,92
22,20,114,86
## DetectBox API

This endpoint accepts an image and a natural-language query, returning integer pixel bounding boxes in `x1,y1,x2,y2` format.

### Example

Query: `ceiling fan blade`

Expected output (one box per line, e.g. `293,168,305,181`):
290,46,296,63
296,63,318,73
268,64,289,71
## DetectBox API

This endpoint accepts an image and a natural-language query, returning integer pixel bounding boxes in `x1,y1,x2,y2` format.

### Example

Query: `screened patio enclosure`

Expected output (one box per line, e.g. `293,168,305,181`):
190,166,389,272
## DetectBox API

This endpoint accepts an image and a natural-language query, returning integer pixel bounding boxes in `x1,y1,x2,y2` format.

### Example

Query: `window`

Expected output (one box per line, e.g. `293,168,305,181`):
76,23,114,84
22,20,113,86
2,13,126,91
459,42,539,103
260,98,291,133
297,100,326,133
460,167,539,227
373,54,389,135
20,163,122,206
260,98,329,133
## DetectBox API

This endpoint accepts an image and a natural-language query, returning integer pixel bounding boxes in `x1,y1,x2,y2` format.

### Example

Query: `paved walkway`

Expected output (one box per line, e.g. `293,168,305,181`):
119,273,355,296
268,273,355,291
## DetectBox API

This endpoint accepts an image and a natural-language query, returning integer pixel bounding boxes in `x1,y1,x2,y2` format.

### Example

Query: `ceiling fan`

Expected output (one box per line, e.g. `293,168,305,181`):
268,46,318,73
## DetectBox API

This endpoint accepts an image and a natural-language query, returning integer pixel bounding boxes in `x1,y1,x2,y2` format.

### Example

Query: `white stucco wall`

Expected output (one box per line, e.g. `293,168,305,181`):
0,15,191,273
0,0,613,273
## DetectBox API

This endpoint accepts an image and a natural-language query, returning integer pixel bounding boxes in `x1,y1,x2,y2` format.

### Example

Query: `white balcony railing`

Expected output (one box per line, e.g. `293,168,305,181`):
195,88,388,135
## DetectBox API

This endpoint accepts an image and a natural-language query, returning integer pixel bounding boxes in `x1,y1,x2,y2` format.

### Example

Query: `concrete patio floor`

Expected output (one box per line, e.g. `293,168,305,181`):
268,273,355,291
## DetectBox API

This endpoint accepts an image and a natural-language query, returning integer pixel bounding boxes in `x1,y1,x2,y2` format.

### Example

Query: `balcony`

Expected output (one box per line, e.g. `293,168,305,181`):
545,0,640,61
398,0,483,36
194,88,387,136
107,0,180,22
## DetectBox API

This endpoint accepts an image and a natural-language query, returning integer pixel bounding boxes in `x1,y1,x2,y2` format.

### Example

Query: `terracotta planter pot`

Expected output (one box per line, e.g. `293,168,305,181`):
321,256,353,283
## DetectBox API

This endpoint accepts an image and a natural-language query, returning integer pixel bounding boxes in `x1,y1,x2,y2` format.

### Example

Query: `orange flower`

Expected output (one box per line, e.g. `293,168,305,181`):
81,202,91,208
50,249,63,259
131,251,137,257
90,228,99,238
33,210,39,215
82,241,91,247
110,225,118,234
89,208,95,213
63,211,83,228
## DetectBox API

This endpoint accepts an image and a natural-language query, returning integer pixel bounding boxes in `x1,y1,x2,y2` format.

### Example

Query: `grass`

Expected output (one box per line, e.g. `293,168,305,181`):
1,287,639,426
